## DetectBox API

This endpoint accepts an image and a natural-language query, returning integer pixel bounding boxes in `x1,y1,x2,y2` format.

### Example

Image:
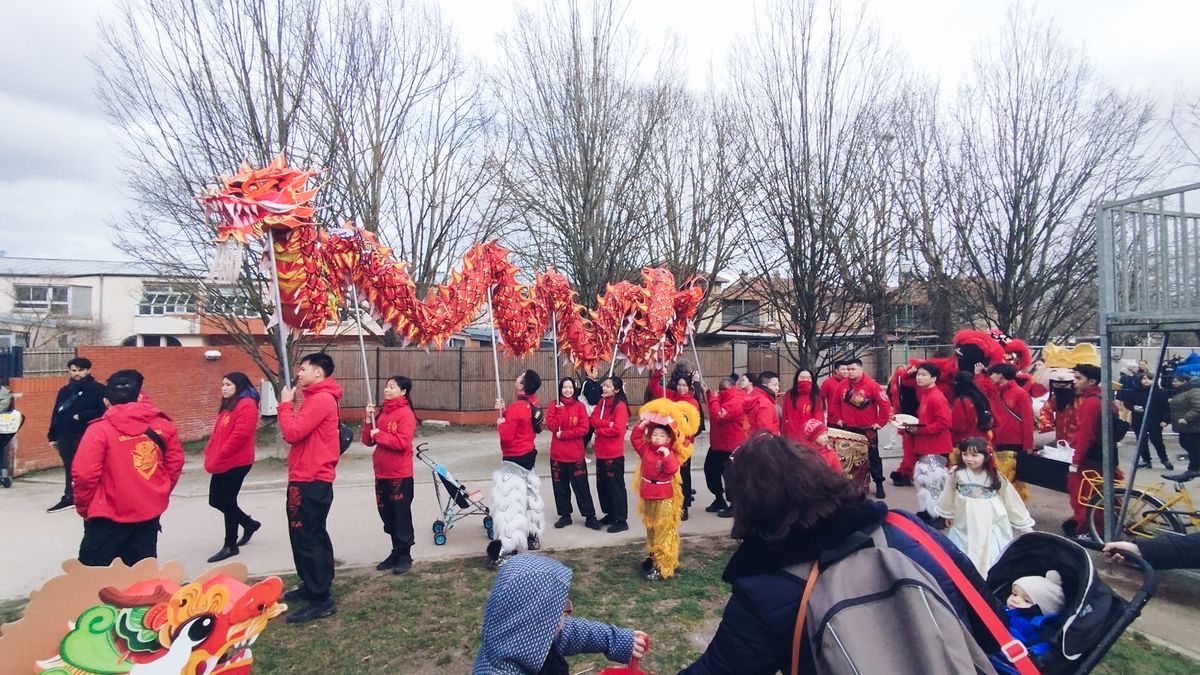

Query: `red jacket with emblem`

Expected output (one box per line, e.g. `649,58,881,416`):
781,386,823,442
744,386,780,434
498,394,540,458
589,397,629,460
72,400,185,522
203,396,258,474
631,428,680,500
836,375,891,429
280,377,344,483
706,388,748,451
362,396,416,479
908,385,953,455
547,397,590,463
991,380,1035,450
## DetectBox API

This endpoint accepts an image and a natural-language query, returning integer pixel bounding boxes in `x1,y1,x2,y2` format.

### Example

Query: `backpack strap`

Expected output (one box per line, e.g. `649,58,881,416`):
884,512,1041,675
789,560,821,675
144,428,167,455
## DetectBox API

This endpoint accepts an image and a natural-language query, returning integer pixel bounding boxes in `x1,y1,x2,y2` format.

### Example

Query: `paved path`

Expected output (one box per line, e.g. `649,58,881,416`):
3,427,1198,660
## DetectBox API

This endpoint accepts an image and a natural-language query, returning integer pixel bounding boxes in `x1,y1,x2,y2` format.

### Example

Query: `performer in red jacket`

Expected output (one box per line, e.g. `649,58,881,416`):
744,371,781,434
987,363,1035,453
590,376,631,533
669,374,701,520
547,377,601,531
203,371,262,563
278,352,344,624
950,371,994,445
702,375,747,515
363,375,418,575
781,370,824,443
834,358,891,498
820,360,849,425
73,369,184,567
1064,364,1119,537
488,369,547,568
898,362,953,525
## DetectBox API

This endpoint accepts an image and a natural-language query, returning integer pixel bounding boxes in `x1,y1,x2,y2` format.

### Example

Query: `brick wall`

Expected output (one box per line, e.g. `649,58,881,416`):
5,375,61,474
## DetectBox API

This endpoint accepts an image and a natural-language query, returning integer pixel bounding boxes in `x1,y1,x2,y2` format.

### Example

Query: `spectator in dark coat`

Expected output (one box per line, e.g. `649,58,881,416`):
1104,534,1200,570
1116,371,1173,470
46,357,106,512
681,434,996,674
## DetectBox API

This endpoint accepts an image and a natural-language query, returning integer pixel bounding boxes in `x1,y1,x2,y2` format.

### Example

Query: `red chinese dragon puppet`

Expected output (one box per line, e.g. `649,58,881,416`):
0,559,285,674
199,156,704,370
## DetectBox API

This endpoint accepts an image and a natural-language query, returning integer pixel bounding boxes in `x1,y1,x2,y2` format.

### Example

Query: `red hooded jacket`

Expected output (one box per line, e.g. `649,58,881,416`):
991,380,1034,450
706,387,748,452
280,377,344,483
498,394,540,458
836,375,891,429
908,385,953,455
744,386,780,434
950,397,989,445
362,396,416,479
203,396,258,474
781,385,823,442
631,428,679,500
589,397,629,460
73,400,185,523
1070,386,1105,465
546,397,590,463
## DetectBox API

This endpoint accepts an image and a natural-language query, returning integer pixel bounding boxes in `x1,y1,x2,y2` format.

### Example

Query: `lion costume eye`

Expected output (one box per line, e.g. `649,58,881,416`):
185,615,216,643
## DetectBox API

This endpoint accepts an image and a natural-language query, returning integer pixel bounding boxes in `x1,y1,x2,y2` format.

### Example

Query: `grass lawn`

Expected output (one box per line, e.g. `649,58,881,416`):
2,535,1194,673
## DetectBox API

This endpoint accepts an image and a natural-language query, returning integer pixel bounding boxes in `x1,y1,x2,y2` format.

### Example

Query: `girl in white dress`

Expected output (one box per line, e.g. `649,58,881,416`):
936,436,1034,575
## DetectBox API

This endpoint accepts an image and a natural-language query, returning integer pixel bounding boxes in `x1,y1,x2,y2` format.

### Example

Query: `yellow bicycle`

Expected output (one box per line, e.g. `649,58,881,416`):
1080,469,1199,542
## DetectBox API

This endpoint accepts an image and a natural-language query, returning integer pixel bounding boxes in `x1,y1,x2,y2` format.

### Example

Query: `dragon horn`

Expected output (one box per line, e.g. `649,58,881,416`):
98,584,174,608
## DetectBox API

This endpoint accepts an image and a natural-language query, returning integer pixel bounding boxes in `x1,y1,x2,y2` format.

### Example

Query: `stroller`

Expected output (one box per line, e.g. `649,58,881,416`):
985,532,1157,674
414,442,493,545
0,387,21,488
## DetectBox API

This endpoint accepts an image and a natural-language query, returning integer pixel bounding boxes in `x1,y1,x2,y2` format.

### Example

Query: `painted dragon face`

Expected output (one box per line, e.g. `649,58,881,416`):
36,575,285,675
200,154,319,244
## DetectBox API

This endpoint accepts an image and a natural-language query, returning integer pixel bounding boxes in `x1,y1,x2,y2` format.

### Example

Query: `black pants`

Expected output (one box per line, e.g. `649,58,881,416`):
1180,433,1200,472
506,449,537,471
704,449,733,500
79,517,160,567
1132,414,1169,463
595,457,628,521
287,481,335,601
375,477,415,562
209,465,255,547
551,460,596,518
55,434,82,499
681,458,694,507
848,427,884,484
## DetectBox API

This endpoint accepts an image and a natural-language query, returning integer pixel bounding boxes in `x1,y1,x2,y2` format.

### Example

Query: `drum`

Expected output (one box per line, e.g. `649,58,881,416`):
827,427,870,491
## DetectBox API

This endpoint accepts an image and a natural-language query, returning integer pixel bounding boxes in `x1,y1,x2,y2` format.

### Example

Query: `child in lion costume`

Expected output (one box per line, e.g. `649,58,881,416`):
631,398,700,580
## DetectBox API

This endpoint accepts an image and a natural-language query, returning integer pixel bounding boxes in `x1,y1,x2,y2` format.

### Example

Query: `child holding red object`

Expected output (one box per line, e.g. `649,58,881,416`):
363,375,418,575
632,398,700,580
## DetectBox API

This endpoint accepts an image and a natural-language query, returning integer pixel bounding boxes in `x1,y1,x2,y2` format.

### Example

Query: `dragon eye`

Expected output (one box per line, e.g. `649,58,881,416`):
186,615,216,643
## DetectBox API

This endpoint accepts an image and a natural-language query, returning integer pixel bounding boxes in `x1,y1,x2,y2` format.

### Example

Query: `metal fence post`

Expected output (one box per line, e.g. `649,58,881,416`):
457,346,465,411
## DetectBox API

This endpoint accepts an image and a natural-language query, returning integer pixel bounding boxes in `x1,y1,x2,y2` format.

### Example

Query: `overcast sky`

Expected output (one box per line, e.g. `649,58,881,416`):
1,0,1197,261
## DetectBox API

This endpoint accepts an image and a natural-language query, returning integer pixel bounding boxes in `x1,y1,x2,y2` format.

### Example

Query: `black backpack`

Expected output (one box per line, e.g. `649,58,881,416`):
523,400,545,434
338,422,353,454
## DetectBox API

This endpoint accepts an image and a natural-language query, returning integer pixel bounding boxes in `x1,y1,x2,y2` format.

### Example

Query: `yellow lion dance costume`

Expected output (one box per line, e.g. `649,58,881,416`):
633,398,700,579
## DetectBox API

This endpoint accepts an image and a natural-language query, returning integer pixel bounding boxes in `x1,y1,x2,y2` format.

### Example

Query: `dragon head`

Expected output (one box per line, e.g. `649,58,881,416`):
200,154,319,244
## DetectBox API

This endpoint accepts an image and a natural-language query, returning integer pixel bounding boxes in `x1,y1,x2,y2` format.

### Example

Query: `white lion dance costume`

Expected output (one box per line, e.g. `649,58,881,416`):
489,461,546,565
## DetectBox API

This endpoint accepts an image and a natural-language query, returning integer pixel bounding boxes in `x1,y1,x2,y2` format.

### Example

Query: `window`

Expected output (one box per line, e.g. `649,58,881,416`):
139,284,196,316
722,299,760,326
207,287,259,318
15,285,69,314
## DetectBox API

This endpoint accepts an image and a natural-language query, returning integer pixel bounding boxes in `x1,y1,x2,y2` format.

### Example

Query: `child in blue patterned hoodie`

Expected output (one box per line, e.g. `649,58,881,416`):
473,554,649,674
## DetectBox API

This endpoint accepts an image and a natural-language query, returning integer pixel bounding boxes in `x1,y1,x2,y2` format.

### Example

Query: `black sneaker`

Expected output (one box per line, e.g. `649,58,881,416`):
206,546,239,563
644,565,663,581
376,551,400,571
599,514,615,526
875,483,886,499
584,516,603,530
553,515,572,529
392,559,413,575
717,507,733,518
642,557,654,573
237,520,262,546
705,498,728,513
1163,470,1200,483
606,520,629,533
681,508,689,521
283,585,312,603
1163,461,1175,471
527,535,541,551
1137,461,1152,469
891,474,913,487
286,598,337,624
47,497,73,513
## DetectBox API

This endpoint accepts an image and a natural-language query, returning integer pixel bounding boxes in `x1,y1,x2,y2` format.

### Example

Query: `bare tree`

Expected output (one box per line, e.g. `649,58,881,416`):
1169,95,1200,170
732,0,901,373
491,0,677,305
94,0,496,383
936,7,1162,344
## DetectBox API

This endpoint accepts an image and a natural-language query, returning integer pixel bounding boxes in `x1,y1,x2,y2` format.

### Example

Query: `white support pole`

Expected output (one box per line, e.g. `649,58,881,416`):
349,281,375,427
265,230,291,386
486,286,503,416
600,311,631,419
551,310,561,402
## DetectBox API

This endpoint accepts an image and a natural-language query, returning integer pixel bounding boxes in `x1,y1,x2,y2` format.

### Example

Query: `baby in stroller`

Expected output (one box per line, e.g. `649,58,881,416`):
992,570,1064,673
